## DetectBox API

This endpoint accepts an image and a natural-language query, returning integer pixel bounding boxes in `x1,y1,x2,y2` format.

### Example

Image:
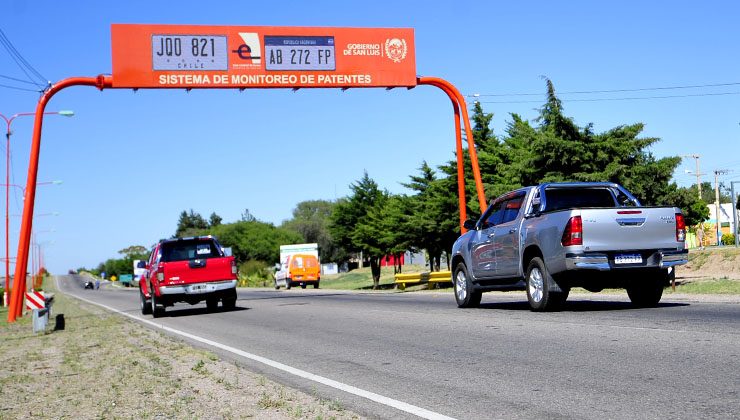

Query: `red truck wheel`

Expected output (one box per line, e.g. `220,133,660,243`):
151,289,165,318
140,290,151,315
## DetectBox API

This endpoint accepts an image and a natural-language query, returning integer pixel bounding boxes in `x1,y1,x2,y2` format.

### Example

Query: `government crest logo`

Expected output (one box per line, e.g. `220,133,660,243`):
384,38,408,63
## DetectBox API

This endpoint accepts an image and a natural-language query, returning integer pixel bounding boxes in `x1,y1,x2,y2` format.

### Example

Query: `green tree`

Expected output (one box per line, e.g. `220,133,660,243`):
352,189,390,288
209,220,302,264
240,208,257,222
482,78,684,206
209,212,223,227
404,162,458,270
281,200,346,263
330,171,386,287
175,209,208,238
118,245,148,259
375,194,414,274
667,186,710,227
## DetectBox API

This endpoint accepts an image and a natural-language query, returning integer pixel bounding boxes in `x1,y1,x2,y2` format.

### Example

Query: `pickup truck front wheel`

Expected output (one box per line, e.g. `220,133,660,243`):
526,257,567,312
454,263,481,308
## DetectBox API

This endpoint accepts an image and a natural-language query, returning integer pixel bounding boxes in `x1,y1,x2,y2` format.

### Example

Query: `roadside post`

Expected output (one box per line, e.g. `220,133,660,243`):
732,181,739,248
26,290,53,333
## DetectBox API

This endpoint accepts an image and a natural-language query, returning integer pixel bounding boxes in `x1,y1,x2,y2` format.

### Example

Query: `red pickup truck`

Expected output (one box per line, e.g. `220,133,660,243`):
139,236,238,317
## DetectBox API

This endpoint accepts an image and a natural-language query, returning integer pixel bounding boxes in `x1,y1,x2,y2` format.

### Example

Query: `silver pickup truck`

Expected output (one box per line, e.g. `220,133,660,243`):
450,182,688,311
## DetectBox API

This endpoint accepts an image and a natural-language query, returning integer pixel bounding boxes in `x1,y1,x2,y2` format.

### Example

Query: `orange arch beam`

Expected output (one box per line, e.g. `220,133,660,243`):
7,75,486,322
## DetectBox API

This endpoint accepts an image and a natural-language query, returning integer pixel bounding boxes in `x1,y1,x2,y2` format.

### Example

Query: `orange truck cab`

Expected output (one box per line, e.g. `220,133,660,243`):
275,251,320,289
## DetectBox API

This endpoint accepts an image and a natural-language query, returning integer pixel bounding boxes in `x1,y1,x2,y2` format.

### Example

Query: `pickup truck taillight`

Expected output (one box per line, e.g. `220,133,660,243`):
231,259,237,275
561,216,583,246
675,213,686,242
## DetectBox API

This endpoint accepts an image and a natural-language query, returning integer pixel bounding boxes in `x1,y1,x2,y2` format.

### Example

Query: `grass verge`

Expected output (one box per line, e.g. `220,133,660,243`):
320,264,429,290
0,279,360,419
668,279,740,295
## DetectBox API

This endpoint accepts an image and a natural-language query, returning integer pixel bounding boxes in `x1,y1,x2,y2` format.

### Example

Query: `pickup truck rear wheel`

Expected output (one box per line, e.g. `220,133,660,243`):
627,277,664,308
222,289,237,310
206,298,218,312
454,263,481,308
526,257,567,312
313,281,320,289
151,291,165,318
140,289,151,315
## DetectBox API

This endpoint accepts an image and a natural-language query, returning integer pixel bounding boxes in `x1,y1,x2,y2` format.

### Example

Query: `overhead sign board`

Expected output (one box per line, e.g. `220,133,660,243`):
111,24,416,89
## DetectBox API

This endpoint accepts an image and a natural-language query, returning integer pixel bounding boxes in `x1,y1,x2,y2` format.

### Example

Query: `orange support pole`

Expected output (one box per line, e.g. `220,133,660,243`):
7,75,111,322
416,78,468,231
418,77,487,231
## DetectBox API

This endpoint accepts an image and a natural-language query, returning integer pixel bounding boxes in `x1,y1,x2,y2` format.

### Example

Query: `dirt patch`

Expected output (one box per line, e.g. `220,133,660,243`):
0,287,361,420
677,247,740,282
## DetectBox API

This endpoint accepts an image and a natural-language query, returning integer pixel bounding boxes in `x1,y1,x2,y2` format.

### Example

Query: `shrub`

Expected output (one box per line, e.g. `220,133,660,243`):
237,260,273,288
721,233,735,246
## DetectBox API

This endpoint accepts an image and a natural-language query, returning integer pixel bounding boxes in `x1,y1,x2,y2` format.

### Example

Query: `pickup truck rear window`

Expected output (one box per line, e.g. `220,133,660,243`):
544,188,616,212
160,239,222,262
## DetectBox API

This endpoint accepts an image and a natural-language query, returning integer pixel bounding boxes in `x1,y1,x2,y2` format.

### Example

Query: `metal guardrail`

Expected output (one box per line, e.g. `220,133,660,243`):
394,271,452,290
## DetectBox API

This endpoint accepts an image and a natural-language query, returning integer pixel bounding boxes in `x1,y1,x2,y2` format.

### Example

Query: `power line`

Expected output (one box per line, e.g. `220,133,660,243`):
469,81,740,97
475,91,740,104
0,83,41,92
0,28,47,88
0,73,39,85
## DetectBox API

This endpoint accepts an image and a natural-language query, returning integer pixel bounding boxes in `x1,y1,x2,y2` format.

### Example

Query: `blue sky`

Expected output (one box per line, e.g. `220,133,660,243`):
1,1,739,274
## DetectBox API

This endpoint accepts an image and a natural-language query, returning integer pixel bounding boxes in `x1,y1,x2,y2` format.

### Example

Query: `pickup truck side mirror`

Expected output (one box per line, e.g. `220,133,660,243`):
463,219,477,230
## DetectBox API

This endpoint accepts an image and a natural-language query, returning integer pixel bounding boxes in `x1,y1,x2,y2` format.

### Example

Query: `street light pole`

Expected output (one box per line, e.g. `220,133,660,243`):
713,169,730,246
0,110,72,307
732,181,739,248
682,154,703,199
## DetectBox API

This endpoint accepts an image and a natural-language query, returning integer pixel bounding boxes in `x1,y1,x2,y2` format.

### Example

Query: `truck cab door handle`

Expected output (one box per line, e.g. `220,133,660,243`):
487,232,496,238
509,228,518,234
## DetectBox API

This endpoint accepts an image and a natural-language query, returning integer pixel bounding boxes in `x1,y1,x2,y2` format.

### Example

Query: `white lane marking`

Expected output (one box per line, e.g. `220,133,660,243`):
57,277,455,420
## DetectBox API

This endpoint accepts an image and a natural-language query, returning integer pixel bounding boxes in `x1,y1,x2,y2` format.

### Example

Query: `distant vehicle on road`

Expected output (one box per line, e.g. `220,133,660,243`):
451,182,688,311
139,236,238,317
132,259,147,286
275,254,320,289
274,244,320,289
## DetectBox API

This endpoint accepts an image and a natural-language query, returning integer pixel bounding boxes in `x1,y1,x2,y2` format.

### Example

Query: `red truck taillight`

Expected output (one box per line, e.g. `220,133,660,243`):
231,259,237,275
561,216,583,246
675,213,686,242
157,263,164,282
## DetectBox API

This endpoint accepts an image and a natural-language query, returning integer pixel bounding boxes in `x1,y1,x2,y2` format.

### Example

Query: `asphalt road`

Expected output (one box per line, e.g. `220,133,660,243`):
58,275,739,419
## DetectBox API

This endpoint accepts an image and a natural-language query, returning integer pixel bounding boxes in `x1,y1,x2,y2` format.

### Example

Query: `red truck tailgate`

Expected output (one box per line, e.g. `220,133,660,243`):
163,257,235,284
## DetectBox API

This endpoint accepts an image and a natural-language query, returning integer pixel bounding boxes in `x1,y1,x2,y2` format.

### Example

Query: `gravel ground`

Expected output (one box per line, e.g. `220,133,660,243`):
0,287,361,420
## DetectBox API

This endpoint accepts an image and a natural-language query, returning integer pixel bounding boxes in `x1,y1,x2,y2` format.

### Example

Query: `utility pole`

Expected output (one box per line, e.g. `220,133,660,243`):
714,169,729,245
682,154,703,199
732,181,739,248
